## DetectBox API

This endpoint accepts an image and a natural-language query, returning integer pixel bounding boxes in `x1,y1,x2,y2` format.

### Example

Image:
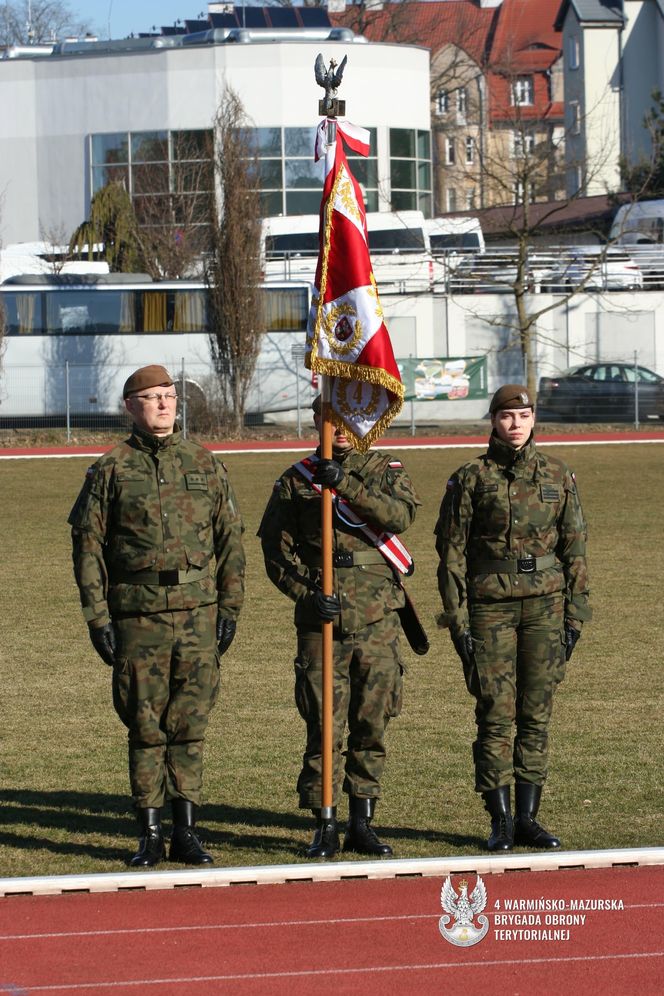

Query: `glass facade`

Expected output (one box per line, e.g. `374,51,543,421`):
90,129,214,246
252,125,379,216
90,125,431,221
389,128,432,216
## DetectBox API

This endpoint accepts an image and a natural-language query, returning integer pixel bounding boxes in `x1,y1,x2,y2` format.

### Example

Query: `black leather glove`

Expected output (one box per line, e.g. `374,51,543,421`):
452,629,475,669
88,622,117,667
564,622,581,661
216,616,237,657
312,459,345,488
311,589,342,621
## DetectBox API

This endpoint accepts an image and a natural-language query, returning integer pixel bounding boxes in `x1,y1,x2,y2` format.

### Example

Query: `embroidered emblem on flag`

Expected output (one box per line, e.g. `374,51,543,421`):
305,119,404,450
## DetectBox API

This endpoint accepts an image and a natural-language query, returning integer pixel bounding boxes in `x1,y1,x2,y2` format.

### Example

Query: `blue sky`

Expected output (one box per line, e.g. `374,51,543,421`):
72,1,211,40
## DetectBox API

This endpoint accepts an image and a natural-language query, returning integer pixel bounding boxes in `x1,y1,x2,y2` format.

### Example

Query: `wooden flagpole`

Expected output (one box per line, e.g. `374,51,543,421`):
316,60,346,824
320,375,334,818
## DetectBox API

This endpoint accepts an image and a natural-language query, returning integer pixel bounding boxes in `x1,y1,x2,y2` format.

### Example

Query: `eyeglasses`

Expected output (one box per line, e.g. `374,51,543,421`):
132,392,178,403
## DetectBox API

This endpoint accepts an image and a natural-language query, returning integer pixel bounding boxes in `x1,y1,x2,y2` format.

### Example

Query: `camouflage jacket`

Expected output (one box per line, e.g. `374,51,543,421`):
434,433,590,638
258,447,420,636
68,424,245,626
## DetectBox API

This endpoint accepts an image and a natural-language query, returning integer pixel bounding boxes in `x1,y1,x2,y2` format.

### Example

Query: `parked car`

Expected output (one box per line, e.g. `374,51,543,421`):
537,362,664,421
448,249,556,294
540,247,643,292
449,249,533,294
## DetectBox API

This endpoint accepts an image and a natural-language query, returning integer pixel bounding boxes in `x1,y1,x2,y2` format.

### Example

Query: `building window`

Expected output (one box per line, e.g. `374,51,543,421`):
456,87,467,116
512,132,535,158
465,188,476,210
90,129,214,246
574,165,584,195
389,128,432,214
569,101,581,135
435,90,449,115
445,137,456,165
446,188,457,212
512,76,534,106
568,36,580,70
465,137,474,164
91,126,380,220
262,126,377,216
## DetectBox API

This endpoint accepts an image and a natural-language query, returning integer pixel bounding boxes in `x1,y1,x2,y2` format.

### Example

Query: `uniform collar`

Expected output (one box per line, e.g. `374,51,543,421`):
488,430,536,468
130,422,182,453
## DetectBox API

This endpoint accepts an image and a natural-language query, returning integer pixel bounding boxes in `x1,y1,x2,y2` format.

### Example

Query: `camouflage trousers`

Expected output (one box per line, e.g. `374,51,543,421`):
112,604,220,809
465,593,566,793
294,613,403,809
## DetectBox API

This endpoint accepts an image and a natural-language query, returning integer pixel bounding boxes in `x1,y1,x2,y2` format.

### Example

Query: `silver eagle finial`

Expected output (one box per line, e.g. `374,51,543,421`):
314,53,348,114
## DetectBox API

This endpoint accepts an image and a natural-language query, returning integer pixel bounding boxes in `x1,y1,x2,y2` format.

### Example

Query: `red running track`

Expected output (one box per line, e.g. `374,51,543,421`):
2,429,664,458
0,864,662,995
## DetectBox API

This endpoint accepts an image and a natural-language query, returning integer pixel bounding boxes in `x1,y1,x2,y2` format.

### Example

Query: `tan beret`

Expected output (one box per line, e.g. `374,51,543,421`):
489,383,533,414
123,365,174,399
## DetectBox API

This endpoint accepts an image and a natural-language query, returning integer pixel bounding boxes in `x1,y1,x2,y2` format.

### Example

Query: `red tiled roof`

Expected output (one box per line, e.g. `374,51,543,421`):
330,2,498,67
331,0,562,70
489,0,562,71
331,1,563,126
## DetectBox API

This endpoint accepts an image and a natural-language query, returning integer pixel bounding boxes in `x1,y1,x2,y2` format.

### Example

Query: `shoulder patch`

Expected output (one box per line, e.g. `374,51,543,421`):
388,460,403,469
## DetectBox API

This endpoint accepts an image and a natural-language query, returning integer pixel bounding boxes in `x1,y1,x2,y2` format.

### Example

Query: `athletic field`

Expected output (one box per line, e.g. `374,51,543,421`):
1,438,662,878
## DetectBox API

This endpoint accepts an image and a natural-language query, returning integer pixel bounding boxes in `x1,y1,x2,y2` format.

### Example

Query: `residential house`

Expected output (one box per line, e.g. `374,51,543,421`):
331,0,565,213
555,0,664,198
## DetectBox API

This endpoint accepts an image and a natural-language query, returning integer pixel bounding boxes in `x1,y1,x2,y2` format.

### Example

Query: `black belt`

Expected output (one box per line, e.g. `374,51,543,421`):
111,565,211,586
470,554,557,576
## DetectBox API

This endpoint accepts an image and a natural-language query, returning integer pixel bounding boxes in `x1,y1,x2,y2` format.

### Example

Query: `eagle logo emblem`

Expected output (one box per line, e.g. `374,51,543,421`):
439,875,489,946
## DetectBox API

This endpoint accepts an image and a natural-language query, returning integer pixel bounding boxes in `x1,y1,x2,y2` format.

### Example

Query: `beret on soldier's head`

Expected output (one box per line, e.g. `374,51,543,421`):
123,365,174,399
312,394,322,415
489,383,534,414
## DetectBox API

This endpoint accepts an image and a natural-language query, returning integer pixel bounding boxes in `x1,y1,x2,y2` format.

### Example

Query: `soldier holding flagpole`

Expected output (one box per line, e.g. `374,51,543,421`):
258,55,425,859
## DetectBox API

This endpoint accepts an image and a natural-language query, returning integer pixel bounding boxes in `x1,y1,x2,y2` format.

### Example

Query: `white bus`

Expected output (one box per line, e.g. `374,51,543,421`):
261,210,434,292
0,273,313,427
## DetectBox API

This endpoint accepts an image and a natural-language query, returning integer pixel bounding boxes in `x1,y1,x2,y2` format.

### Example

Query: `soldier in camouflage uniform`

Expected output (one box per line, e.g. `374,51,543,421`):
434,384,590,852
68,365,245,867
259,396,420,859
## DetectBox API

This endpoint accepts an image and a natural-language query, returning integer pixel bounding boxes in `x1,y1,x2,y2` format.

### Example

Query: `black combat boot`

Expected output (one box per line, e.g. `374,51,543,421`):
514,782,561,849
169,799,214,865
130,807,165,867
305,808,339,859
482,786,514,852
343,798,393,857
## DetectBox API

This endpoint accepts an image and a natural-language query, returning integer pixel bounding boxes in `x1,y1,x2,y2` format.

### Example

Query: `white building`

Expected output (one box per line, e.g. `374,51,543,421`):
0,16,432,246
556,0,664,197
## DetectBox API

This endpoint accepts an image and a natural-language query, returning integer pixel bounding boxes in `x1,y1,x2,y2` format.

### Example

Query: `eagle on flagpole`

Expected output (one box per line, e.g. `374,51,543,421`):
314,53,348,114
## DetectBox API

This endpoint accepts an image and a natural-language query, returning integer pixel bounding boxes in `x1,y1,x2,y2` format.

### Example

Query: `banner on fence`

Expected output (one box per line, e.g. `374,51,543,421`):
399,355,487,403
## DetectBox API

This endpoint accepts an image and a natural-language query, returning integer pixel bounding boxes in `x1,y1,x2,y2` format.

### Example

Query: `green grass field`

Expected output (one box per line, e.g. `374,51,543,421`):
1,440,663,878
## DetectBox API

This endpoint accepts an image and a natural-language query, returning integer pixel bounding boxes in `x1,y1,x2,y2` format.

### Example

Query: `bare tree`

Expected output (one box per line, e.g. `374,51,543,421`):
444,85,625,399
38,220,74,273
621,89,664,199
0,0,91,45
205,87,263,435
132,131,214,279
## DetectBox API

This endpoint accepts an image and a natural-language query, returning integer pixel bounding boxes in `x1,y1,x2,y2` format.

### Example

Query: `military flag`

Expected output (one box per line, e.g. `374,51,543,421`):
305,118,404,449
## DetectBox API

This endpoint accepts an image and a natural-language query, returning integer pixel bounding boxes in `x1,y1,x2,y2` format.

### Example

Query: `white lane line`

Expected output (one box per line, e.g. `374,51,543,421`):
13,950,664,992
1,437,663,459
2,901,662,943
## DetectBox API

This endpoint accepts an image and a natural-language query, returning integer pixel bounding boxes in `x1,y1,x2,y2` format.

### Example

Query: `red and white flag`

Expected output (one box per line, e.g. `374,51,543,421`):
305,118,404,450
